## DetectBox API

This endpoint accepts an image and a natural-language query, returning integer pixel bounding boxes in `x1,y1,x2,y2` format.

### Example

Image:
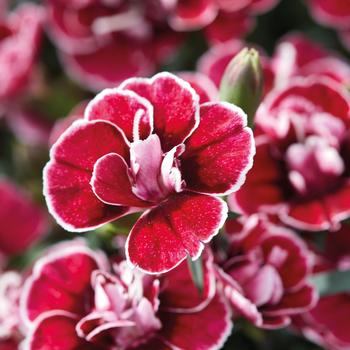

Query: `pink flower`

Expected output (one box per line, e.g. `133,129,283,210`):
45,0,184,91
216,215,317,329
0,3,43,101
21,244,232,350
0,179,48,256
229,77,350,231
43,72,254,274
294,226,350,350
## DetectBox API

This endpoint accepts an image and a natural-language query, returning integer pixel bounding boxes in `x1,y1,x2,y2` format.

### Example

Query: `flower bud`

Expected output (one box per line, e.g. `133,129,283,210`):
219,48,263,127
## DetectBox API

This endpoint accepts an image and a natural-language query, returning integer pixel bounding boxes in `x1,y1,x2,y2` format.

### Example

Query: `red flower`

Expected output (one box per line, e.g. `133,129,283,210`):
0,179,48,256
43,72,254,274
45,0,184,91
21,244,232,350
229,77,350,231
294,225,350,350
0,3,43,100
216,215,317,329
271,34,350,88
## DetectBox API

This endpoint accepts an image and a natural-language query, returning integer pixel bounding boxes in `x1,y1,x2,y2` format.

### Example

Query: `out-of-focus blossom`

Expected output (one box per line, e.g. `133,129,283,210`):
45,0,184,91
229,78,350,231
0,3,43,102
216,215,317,329
22,244,232,349
307,0,350,51
43,72,255,274
294,225,350,350
0,271,23,349
271,34,350,88
0,179,48,256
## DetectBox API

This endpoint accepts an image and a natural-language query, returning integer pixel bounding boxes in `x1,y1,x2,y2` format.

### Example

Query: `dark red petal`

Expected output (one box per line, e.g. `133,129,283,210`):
260,315,291,329
44,120,129,231
281,199,330,231
126,192,227,274
264,284,318,317
229,141,285,215
23,247,99,323
27,312,97,350
0,180,48,255
177,71,218,103
85,89,153,142
120,72,200,152
309,0,350,29
308,294,350,345
91,153,149,207
169,0,218,31
160,251,215,312
204,11,254,45
159,293,232,350
182,102,255,195
61,41,155,92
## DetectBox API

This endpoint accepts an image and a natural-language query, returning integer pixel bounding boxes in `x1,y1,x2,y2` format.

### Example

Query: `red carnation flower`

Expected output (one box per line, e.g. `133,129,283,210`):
21,244,232,350
43,72,254,274
0,179,48,256
45,0,184,91
216,215,317,329
0,3,43,101
229,77,350,231
294,225,350,350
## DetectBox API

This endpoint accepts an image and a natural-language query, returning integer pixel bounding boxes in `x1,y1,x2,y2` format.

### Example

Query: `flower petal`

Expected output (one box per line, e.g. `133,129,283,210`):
26,311,96,350
126,192,227,274
182,102,255,195
120,72,200,152
61,41,155,92
44,120,130,232
85,89,153,142
91,153,149,207
159,293,232,350
160,251,216,313
22,246,100,324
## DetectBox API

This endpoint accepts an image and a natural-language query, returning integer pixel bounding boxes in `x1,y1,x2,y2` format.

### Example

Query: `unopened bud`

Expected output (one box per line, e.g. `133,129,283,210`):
219,48,263,127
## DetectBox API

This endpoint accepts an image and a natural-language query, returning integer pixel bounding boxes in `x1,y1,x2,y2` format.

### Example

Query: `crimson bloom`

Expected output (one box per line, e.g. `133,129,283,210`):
216,215,317,329
229,77,350,231
294,225,350,350
21,244,232,350
0,179,48,256
43,72,254,274
45,0,183,91
0,3,43,101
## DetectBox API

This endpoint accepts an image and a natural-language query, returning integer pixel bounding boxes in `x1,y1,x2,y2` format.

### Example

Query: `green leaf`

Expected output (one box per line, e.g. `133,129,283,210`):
187,255,204,294
310,269,350,296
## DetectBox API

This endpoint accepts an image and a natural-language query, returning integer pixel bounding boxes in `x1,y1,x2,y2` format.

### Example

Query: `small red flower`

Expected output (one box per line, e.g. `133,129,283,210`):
44,72,254,274
229,77,350,231
216,215,317,329
21,244,232,350
0,179,48,256
0,3,43,100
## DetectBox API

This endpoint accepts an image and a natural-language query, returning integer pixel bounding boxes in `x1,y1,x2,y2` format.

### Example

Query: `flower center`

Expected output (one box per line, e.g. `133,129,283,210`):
129,134,184,203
